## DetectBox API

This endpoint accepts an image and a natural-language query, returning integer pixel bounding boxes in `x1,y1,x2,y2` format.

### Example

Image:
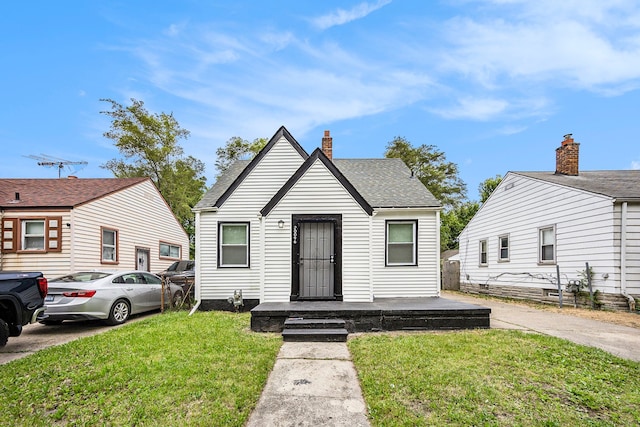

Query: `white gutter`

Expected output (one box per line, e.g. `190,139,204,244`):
190,210,202,316
620,202,636,311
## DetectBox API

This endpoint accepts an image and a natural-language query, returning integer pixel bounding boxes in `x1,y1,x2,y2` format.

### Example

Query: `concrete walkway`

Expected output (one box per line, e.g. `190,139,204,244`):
246,341,370,427
442,291,640,362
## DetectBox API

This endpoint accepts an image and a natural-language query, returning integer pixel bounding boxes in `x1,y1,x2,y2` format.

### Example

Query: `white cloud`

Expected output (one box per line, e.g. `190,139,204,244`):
430,97,508,121
632,160,640,169
311,0,392,30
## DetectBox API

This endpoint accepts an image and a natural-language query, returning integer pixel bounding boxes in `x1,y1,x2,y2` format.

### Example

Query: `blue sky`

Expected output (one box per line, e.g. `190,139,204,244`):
2,1,640,201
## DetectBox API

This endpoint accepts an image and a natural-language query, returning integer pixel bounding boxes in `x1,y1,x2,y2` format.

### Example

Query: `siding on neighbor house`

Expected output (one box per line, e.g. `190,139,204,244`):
263,159,372,302
459,172,619,294
0,210,72,276
70,179,189,274
0,180,188,278
371,210,440,298
614,202,640,295
197,136,306,301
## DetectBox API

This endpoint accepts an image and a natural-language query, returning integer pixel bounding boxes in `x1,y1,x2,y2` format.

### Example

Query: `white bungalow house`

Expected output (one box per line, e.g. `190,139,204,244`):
458,134,640,311
193,126,442,311
0,177,189,278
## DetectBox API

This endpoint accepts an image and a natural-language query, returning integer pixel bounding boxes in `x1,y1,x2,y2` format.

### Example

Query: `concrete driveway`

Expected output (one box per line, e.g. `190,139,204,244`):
443,291,640,362
0,313,154,365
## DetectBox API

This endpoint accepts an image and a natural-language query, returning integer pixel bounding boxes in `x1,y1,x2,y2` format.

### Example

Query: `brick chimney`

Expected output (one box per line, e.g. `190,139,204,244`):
555,133,580,176
322,130,332,160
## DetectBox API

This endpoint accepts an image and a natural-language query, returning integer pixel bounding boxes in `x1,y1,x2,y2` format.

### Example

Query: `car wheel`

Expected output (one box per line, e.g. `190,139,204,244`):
172,290,184,308
105,299,130,325
40,320,64,326
0,318,8,347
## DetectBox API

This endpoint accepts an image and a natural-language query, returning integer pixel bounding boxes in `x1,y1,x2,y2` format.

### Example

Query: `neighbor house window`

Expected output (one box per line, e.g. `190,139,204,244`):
102,227,118,263
498,234,509,262
219,223,249,267
539,226,555,263
22,220,45,250
159,242,181,259
386,220,417,266
479,240,487,266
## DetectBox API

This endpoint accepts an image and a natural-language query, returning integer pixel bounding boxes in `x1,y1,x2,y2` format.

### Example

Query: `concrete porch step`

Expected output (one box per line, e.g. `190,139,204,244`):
284,317,346,330
282,328,348,342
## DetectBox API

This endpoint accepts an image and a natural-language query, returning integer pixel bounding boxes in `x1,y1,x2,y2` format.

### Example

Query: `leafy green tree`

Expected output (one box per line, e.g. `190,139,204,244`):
384,136,467,210
440,201,480,251
215,136,268,175
100,98,207,255
479,174,502,203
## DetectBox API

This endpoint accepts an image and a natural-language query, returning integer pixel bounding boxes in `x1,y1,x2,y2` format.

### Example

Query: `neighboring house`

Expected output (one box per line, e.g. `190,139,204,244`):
458,134,640,311
0,177,189,278
193,126,441,310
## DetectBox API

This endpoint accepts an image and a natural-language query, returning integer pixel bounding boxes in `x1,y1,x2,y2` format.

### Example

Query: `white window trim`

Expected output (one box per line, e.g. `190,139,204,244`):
22,219,45,251
385,220,418,267
538,225,556,264
218,222,250,268
479,239,488,266
498,234,509,262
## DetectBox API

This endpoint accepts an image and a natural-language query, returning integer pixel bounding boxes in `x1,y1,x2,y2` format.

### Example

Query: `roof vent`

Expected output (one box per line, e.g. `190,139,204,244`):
15,192,20,201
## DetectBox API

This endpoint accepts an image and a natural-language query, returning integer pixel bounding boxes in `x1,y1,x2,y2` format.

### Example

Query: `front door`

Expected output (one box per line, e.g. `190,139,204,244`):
136,247,150,272
292,214,342,300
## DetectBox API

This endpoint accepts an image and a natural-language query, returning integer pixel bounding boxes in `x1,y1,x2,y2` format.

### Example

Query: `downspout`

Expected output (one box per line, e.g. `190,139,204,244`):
258,213,265,303
620,202,636,311
436,209,441,297
189,210,202,316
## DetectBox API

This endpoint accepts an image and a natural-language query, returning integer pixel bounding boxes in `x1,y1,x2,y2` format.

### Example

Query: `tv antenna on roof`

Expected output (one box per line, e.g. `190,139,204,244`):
25,154,88,178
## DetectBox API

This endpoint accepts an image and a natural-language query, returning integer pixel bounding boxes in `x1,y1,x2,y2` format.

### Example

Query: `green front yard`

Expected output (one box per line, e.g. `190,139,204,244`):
1,312,639,426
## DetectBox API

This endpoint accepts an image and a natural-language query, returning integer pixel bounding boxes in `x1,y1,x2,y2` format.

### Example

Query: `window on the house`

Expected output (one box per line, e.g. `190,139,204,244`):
102,228,118,263
479,240,488,266
539,226,555,263
22,220,45,250
159,242,181,259
386,220,417,266
219,223,249,267
498,234,509,262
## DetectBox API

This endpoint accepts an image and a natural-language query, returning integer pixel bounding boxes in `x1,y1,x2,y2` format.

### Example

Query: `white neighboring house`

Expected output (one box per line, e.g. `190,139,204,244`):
0,177,189,278
458,134,640,311
193,126,441,310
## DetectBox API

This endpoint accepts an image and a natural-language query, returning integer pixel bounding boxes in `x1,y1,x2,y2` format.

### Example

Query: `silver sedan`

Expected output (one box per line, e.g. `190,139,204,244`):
42,271,184,325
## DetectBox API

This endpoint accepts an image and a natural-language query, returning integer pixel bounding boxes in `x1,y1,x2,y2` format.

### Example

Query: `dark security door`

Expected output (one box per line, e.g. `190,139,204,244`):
291,214,342,301
299,222,334,298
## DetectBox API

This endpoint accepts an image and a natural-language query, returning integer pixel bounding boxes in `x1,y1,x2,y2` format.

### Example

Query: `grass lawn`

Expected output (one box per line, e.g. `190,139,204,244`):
349,329,640,426
0,311,281,426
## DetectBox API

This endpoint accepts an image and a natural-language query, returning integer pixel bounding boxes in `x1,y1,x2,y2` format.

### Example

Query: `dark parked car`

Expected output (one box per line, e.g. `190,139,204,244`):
157,260,195,280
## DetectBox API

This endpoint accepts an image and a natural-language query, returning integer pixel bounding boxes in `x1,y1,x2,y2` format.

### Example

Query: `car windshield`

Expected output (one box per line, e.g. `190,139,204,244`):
52,272,111,282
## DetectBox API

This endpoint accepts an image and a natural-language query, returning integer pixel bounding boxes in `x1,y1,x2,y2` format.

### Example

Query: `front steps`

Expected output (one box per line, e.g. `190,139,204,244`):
282,318,348,342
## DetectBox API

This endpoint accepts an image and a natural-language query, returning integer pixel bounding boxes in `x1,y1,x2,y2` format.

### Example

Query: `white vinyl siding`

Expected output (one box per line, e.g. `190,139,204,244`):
614,202,640,295
372,211,439,298
458,172,619,294
263,159,371,302
197,136,306,301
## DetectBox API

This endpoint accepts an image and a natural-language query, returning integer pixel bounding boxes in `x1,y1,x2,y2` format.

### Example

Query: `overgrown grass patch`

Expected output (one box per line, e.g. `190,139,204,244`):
0,311,281,426
349,329,640,426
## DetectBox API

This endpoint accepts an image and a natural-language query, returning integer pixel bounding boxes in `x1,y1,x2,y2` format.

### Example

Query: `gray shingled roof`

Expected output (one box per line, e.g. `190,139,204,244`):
196,156,440,210
514,171,640,201
334,158,440,208
195,160,249,209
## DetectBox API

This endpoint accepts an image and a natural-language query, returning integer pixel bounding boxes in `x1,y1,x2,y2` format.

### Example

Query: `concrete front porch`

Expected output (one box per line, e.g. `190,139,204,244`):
250,297,491,333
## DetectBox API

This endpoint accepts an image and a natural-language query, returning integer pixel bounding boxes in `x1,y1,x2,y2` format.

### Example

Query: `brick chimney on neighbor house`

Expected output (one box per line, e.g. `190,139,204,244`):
322,130,333,160
555,133,580,176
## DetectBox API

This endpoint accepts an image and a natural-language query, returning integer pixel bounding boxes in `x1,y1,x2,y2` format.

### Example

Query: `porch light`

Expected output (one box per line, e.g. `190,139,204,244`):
278,220,285,229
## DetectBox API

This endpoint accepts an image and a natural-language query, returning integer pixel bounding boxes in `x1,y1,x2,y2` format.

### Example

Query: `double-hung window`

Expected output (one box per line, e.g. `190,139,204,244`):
102,227,118,263
219,223,249,267
22,220,45,250
479,240,488,266
539,226,555,263
498,234,509,262
386,220,417,266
